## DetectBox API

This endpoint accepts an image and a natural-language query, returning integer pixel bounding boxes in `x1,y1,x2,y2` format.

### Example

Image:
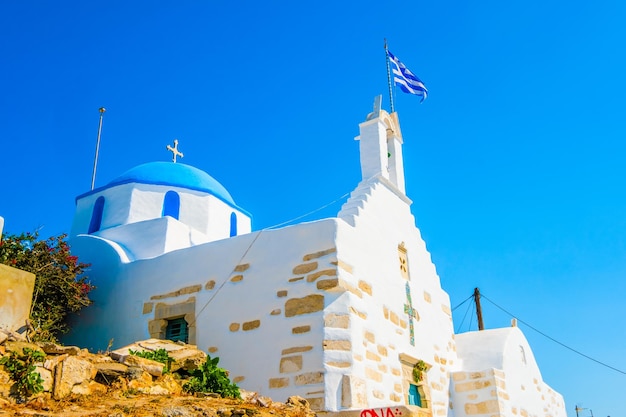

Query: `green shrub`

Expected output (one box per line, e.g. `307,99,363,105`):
129,348,174,372
182,355,240,398
0,231,94,342
0,347,46,400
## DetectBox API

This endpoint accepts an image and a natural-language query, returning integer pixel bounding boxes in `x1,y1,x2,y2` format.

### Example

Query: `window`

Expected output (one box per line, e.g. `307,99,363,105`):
408,384,423,407
230,212,237,237
165,317,188,343
162,191,180,219
88,196,105,234
398,242,410,280
520,345,527,365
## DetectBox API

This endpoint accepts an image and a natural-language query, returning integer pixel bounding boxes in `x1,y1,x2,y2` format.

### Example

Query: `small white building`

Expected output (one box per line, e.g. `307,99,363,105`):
67,102,566,417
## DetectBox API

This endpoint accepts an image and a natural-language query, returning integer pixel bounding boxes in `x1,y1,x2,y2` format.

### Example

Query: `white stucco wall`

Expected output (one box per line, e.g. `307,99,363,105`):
452,327,566,417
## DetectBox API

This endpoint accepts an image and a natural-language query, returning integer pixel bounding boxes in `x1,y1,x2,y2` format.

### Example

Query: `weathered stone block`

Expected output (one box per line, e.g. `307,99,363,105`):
205,280,216,290
284,294,324,317
142,302,154,314
295,371,323,385
277,290,288,297
234,263,250,272
323,340,351,351
358,280,372,295
55,356,96,399
324,314,350,329
293,262,318,275
364,331,375,343
280,355,303,373
122,355,164,377
270,309,281,315
242,320,260,331
464,399,500,414
0,264,35,332
282,346,313,355
365,367,382,382
269,377,289,388
306,269,336,282
229,323,240,332
292,325,310,334
231,275,243,282
341,375,367,408
366,350,381,362
326,361,351,368
303,248,336,261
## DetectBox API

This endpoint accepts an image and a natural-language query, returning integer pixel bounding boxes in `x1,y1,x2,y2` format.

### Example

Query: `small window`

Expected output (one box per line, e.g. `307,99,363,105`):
398,242,409,280
162,191,180,219
165,317,188,343
88,196,105,234
520,345,527,365
408,384,422,407
230,212,237,237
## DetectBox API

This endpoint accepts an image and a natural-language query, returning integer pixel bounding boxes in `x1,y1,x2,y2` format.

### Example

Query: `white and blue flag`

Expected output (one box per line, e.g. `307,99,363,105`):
387,50,428,102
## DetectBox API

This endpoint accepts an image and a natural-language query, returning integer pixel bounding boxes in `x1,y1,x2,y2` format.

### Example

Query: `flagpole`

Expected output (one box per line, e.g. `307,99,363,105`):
384,39,395,113
90,107,106,190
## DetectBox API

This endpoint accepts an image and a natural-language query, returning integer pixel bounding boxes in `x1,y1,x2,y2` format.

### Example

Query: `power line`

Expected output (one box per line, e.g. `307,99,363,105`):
479,293,626,376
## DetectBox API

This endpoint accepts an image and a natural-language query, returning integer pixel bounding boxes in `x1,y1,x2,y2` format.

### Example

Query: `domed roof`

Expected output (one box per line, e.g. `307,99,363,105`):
108,162,235,205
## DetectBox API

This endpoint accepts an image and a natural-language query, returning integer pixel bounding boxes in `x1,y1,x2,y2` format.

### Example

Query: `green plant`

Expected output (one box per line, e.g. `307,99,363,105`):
0,347,46,400
129,348,174,373
0,231,94,342
182,355,240,398
412,359,428,383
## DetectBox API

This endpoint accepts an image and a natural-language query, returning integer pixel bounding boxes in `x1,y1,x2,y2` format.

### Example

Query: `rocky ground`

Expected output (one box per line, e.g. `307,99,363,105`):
0,336,316,417
0,391,316,417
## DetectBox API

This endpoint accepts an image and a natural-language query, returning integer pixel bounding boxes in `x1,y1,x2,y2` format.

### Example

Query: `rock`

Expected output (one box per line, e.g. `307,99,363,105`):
54,355,96,399
162,406,194,417
35,365,53,392
38,342,81,356
154,374,182,395
4,341,44,356
128,370,153,391
121,355,164,377
95,361,129,378
256,396,273,407
286,395,310,408
43,353,68,372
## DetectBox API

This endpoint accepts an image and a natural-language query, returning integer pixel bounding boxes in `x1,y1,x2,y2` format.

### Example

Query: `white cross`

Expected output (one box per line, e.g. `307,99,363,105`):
166,139,184,163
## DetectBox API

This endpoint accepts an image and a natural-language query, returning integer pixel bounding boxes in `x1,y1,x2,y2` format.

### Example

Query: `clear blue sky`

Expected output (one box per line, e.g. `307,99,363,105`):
1,1,624,415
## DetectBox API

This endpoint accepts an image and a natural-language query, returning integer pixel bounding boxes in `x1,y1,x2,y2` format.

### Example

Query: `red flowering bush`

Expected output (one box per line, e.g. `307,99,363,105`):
0,231,94,342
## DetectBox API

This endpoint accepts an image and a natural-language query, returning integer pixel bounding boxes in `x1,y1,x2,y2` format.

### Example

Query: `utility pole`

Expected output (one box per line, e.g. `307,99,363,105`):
473,287,484,331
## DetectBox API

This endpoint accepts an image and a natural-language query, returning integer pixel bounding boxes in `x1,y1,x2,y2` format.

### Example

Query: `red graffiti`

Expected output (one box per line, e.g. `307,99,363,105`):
360,408,401,417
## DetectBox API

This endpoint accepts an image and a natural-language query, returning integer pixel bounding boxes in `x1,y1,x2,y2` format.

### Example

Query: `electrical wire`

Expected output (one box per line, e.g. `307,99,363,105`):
189,189,352,326
480,293,626,376
455,297,473,334
452,294,474,311
265,191,351,230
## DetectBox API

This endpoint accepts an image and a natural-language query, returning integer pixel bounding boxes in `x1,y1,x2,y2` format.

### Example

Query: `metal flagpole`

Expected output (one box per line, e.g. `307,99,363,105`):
384,39,395,113
90,107,106,190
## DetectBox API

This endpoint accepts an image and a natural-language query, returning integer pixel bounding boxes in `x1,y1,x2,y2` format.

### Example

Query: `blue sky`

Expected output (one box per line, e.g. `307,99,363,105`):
1,1,625,414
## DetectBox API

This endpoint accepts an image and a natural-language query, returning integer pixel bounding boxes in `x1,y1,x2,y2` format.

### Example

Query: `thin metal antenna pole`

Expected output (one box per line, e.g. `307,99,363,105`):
384,39,395,113
90,107,106,190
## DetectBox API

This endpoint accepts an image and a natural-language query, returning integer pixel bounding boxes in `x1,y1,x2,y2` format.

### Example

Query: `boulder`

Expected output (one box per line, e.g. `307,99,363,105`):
53,355,96,399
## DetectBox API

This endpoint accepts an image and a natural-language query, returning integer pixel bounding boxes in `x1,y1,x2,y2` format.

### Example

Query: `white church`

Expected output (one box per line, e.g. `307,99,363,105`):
66,101,566,417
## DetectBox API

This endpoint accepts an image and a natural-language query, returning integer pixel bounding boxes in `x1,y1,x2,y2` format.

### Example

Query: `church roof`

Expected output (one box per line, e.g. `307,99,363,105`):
107,162,235,205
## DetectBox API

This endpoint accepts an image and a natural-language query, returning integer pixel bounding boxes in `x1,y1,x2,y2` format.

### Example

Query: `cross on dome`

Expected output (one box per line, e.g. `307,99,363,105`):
166,139,184,163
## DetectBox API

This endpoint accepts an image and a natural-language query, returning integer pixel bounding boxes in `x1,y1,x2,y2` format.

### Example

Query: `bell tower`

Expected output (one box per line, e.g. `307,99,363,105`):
355,96,406,194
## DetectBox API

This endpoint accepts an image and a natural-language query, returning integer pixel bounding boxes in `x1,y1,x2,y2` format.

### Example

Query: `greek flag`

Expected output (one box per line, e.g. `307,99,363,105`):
388,50,428,102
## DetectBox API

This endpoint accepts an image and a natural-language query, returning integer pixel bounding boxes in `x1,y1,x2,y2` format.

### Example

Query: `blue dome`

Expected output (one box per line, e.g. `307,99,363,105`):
108,162,235,205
